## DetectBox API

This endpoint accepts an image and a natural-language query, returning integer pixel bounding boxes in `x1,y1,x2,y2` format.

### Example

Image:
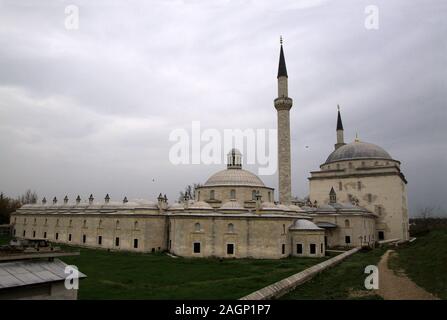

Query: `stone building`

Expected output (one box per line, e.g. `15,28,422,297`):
9,40,410,259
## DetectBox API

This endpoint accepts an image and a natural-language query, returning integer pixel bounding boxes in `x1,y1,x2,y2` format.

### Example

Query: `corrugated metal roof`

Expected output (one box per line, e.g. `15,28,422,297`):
0,259,86,289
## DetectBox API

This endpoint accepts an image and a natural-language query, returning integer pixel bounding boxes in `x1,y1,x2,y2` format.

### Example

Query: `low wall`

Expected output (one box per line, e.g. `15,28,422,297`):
240,247,361,300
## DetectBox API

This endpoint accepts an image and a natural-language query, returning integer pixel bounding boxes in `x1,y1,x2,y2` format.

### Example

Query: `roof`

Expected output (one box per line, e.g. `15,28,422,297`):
204,168,266,187
277,44,288,78
0,258,86,289
336,109,344,130
289,219,322,231
325,141,393,164
316,221,338,228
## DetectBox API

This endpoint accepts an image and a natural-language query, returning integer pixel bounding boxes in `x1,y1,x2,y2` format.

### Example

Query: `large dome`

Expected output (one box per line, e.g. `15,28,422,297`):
325,141,392,164
204,168,265,187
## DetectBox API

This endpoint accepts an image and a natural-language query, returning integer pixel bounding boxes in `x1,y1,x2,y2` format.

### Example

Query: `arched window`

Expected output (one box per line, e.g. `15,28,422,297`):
345,219,350,228
230,189,236,199
83,220,87,228
69,219,72,227
210,190,215,200
56,219,59,226
34,218,36,224
116,220,120,229
44,218,47,225
98,219,102,228
228,223,234,233
283,224,286,234
134,221,138,230
338,181,342,191
194,223,201,232
252,190,257,200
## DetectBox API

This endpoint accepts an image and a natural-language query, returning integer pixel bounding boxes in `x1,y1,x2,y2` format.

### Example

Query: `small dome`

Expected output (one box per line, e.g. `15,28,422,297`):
260,202,279,210
188,201,212,210
220,200,244,210
204,169,265,187
289,219,322,231
325,141,392,164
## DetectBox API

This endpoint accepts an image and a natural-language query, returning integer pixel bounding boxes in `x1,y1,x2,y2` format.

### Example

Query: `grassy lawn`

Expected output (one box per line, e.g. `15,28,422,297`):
282,248,386,300
60,246,329,299
389,229,447,299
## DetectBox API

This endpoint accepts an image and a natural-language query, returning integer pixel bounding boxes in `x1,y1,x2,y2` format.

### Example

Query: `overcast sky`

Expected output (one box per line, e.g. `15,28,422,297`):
0,0,446,216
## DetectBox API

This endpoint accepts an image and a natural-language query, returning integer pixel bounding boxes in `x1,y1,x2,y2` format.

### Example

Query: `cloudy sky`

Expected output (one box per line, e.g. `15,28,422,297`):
0,0,446,216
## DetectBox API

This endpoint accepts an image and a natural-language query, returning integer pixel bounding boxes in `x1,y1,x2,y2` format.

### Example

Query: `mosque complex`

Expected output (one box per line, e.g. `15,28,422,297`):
10,41,410,259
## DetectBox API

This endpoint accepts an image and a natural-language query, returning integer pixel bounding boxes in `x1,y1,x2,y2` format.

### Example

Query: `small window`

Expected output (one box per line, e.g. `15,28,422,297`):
210,190,215,200
115,237,120,246
230,189,236,199
23,230,26,237
44,218,47,225
69,219,72,227
281,244,286,254
361,161,365,166
55,233,59,240
338,181,342,191
228,223,234,233
377,206,383,215
282,224,286,234
194,222,201,232
378,231,385,240
151,248,155,253
357,181,362,190
296,244,303,254
43,232,47,239
13,229,16,236
336,163,340,170
349,162,353,169
134,239,139,249
367,194,372,203
345,219,350,228
24,218,27,224
69,234,72,242
56,219,59,226
116,220,120,229
268,192,271,202
33,218,36,225
33,231,36,238
99,219,102,228
345,236,351,244
252,190,257,200
82,234,86,243
374,161,379,166
83,220,87,228
98,236,102,245
134,221,138,230
310,244,316,254
193,242,201,253
227,243,234,255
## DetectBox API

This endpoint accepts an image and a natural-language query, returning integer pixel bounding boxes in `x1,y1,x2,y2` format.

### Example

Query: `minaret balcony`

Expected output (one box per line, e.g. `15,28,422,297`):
274,97,293,111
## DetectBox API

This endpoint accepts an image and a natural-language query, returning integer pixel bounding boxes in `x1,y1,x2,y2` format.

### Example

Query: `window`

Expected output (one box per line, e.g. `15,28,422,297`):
336,164,340,170
339,181,342,191
13,229,16,236
349,162,353,169
210,190,215,200
115,237,120,246
282,224,286,234
228,223,234,233
374,161,379,166
99,219,102,228
227,243,234,255
98,236,102,245
367,193,372,203
134,221,138,230
357,181,362,190
69,220,72,227
378,231,385,240
33,218,36,225
268,192,271,202
134,239,139,249
116,220,120,229
310,244,316,254
24,218,27,224
44,232,47,239
193,242,201,253
33,231,36,238
23,230,26,237
55,233,59,240
230,189,236,199
83,220,87,228
69,234,72,242
281,244,286,254
296,244,303,254
345,236,351,244
194,223,201,232
377,206,383,216
345,219,350,228
56,219,59,226
44,218,47,225
361,161,365,166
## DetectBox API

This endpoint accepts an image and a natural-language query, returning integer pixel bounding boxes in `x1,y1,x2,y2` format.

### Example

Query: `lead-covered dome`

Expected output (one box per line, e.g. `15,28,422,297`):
204,169,265,187
325,141,392,164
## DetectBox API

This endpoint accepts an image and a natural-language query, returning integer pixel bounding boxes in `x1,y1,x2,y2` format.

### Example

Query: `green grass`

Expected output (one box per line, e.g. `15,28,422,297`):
282,248,386,300
60,246,329,299
0,235,11,245
389,229,447,299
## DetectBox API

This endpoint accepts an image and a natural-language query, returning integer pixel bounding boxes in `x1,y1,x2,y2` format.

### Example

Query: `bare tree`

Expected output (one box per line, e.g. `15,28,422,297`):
418,206,435,219
178,183,201,202
18,189,38,205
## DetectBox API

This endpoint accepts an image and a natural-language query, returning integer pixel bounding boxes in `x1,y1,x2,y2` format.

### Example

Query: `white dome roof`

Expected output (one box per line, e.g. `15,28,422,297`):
290,219,322,230
204,168,265,187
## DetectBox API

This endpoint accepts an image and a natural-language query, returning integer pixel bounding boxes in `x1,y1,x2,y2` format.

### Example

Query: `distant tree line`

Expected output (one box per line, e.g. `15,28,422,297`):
0,190,38,224
410,206,447,236
178,183,201,202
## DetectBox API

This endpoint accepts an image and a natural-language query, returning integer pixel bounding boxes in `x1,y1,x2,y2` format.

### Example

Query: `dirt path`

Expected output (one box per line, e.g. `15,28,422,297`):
377,250,439,300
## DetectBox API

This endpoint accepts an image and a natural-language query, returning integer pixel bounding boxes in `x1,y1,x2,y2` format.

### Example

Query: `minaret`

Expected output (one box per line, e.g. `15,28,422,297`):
274,37,293,204
335,105,345,150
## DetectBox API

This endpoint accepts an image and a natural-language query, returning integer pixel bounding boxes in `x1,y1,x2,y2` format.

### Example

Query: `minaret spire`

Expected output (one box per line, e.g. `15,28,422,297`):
274,37,293,204
335,105,346,150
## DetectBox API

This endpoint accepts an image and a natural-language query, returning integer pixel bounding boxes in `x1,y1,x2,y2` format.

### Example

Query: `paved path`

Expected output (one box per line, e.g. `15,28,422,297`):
377,250,439,300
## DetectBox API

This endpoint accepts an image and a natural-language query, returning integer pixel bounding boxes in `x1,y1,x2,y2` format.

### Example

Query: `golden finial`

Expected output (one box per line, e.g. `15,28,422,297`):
280,36,283,45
